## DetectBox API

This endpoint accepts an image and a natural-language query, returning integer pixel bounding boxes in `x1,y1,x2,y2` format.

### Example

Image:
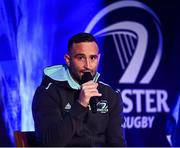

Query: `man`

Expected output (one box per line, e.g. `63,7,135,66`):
32,32,126,146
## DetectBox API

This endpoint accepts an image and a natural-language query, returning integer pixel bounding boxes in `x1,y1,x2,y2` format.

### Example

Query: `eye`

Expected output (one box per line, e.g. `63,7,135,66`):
90,55,98,60
76,55,85,61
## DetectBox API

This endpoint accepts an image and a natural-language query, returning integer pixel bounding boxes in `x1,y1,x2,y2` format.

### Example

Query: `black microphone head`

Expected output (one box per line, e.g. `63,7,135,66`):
81,72,93,84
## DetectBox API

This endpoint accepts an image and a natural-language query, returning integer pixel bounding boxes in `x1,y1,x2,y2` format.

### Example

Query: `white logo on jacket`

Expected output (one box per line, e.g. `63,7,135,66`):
97,100,108,113
65,103,71,110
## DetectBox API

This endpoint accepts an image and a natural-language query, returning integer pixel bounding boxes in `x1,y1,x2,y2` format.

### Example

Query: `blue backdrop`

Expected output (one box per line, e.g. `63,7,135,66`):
0,0,179,146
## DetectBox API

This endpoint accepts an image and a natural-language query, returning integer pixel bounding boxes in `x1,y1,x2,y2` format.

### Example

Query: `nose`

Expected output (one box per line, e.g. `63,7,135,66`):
84,59,91,69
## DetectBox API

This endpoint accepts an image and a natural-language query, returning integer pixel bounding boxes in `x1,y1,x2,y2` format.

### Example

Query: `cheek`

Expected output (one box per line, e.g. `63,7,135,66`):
91,62,99,74
92,61,99,68
70,60,82,71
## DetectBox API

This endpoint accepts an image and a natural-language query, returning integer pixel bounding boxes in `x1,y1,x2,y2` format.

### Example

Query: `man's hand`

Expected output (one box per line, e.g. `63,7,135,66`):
78,80,102,107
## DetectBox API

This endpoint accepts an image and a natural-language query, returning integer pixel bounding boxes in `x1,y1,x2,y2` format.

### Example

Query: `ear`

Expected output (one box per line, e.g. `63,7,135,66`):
98,53,101,62
64,54,70,67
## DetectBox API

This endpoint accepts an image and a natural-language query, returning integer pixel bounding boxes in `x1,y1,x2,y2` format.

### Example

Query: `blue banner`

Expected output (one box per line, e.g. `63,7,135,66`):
0,0,179,146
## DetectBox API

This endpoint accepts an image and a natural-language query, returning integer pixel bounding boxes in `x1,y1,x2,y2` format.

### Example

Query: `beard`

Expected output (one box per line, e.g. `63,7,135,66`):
69,68,82,84
69,68,95,84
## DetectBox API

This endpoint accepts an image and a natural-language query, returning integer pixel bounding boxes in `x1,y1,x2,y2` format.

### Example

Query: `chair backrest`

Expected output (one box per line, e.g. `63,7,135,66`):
14,131,41,147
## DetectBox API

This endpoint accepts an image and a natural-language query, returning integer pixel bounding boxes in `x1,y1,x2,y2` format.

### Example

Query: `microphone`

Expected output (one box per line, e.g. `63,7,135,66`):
81,72,98,113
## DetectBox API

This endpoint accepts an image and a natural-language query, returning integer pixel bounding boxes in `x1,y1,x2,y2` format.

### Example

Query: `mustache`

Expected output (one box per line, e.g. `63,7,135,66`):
80,70,96,78
80,69,92,73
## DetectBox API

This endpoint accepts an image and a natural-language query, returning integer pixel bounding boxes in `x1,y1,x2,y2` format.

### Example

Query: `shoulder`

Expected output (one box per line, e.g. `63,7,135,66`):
33,81,62,110
98,81,112,90
98,81,117,93
34,77,61,102
33,82,57,103
98,81,120,100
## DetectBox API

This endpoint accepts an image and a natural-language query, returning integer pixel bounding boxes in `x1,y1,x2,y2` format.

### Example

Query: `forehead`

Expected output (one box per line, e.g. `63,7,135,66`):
70,42,99,55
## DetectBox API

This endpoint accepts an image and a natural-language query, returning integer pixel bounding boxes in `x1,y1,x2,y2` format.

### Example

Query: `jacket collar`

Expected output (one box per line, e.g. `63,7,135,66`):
44,64,100,90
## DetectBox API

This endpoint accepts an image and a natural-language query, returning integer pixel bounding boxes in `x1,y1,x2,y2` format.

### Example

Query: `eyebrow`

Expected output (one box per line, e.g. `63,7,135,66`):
74,53,98,57
74,53,85,57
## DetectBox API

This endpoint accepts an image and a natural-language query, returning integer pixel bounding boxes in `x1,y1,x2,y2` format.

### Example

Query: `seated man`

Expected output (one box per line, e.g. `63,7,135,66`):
32,32,126,146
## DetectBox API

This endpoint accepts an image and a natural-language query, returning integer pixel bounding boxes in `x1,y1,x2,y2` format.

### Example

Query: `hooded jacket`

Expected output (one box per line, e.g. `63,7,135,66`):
32,65,126,147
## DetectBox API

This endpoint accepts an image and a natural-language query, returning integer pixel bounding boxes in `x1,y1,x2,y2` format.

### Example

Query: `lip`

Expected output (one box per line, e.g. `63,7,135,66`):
83,70,91,73
82,70,92,75
80,71,91,77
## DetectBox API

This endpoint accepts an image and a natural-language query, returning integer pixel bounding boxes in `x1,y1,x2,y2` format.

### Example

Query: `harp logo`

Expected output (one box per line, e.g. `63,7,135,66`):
85,1,163,84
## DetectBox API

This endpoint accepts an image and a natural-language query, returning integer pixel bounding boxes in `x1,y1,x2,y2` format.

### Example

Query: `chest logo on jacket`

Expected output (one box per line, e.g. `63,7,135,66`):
97,100,108,113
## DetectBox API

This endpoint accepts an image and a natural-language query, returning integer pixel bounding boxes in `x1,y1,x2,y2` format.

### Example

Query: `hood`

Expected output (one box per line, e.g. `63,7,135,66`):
43,64,100,90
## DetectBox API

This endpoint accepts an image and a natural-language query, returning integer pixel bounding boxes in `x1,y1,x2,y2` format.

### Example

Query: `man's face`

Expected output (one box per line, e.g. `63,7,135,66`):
64,41,100,83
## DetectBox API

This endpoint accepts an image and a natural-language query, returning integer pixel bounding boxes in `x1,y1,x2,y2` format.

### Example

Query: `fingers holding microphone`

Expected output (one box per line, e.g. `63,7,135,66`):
78,80,102,107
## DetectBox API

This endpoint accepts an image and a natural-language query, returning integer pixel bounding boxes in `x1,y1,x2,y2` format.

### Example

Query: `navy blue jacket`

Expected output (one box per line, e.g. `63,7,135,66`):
32,65,126,146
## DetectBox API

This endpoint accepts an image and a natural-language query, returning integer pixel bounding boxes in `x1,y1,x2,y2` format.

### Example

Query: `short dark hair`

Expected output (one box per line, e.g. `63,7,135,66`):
68,32,97,51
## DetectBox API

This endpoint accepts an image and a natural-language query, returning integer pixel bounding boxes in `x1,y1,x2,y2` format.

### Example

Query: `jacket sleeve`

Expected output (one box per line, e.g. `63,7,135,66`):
105,89,127,146
32,84,88,146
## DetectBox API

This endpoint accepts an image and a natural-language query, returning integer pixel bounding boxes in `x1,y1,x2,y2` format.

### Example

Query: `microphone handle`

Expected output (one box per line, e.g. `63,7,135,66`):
90,97,98,113
81,72,98,113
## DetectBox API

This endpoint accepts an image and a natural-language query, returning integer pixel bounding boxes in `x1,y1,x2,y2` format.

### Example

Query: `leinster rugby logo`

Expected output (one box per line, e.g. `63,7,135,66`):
97,100,108,113
85,1,163,84
85,1,169,129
